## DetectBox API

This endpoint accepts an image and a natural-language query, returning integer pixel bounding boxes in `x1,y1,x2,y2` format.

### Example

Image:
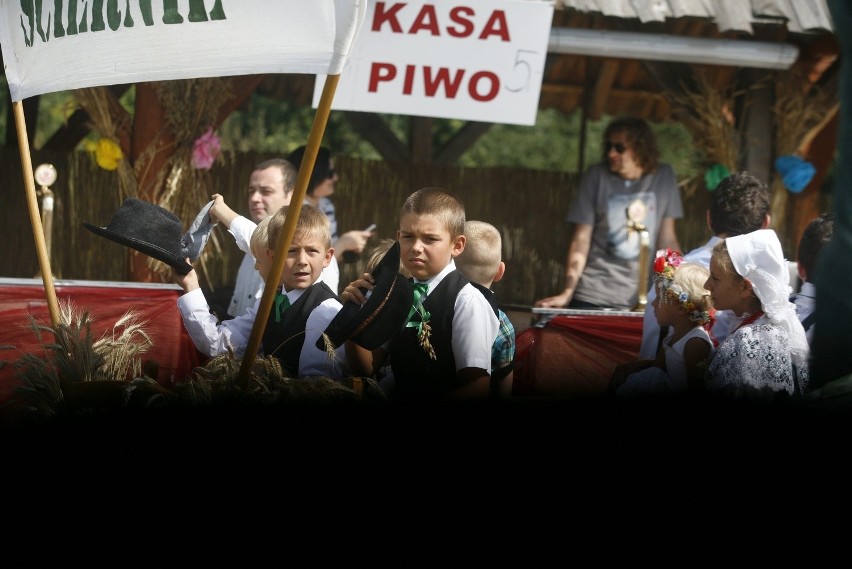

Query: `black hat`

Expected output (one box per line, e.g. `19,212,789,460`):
83,198,194,275
318,241,413,350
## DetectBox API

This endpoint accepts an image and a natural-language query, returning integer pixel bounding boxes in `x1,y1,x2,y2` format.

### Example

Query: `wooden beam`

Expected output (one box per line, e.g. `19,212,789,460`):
342,112,409,162
215,75,267,125
540,82,667,103
740,70,774,182
588,59,620,119
434,121,492,165
409,116,433,164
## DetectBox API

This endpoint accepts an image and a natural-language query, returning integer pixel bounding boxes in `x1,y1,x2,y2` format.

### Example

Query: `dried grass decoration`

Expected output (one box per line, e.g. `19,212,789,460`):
152,78,233,282
73,86,137,200
670,69,740,193
0,299,154,419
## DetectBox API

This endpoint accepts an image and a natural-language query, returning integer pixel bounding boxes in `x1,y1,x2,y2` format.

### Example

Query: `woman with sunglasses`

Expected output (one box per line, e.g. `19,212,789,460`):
287,145,375,294
534,116,683,311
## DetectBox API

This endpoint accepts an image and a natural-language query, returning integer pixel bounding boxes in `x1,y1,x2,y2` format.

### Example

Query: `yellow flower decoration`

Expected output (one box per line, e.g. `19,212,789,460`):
91,138,123,171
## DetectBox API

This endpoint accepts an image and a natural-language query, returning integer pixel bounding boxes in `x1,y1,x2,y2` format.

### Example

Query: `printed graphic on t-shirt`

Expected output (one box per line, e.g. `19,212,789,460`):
606,192,658,259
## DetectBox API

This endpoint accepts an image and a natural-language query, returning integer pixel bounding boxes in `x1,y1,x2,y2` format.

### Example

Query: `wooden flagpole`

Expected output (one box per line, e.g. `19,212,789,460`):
236,73,340,389
13,101,61,326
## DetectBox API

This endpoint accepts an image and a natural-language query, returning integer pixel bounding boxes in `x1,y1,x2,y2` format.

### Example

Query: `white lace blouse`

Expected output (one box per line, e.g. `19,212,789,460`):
706,314,810,399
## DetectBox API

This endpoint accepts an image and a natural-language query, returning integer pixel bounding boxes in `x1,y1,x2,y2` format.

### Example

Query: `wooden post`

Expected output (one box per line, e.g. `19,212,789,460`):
236,74,341,389
13,101,60,325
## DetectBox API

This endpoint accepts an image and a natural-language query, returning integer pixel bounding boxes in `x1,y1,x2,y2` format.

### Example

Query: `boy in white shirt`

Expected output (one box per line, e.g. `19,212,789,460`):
175,203,344,379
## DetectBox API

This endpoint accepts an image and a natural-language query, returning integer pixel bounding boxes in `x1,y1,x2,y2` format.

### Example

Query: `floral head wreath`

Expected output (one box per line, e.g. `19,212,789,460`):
653,248,714,327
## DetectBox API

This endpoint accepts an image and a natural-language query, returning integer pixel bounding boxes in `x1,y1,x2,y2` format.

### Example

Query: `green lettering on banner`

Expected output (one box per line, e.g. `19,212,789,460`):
163,0,183,24
91,0,105,31
140,0,154,26
16,0,228,47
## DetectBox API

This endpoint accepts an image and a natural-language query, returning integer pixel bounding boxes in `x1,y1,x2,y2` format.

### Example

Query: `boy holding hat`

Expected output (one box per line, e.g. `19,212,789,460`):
339,187,499,401
174,203,345,379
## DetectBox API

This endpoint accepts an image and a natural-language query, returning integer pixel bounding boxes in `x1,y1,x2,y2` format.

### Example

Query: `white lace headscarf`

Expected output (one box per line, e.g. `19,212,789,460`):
726,229,809,354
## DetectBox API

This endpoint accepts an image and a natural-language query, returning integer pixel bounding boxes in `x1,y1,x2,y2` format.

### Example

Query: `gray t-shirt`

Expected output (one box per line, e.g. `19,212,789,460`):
566,162,683,310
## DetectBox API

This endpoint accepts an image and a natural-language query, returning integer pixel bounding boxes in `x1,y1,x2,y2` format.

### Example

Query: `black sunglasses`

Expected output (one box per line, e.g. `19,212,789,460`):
327,168,335,179
605,141,626,154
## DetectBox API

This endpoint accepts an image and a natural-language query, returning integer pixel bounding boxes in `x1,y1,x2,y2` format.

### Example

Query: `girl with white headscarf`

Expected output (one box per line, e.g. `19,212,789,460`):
703,229,809,399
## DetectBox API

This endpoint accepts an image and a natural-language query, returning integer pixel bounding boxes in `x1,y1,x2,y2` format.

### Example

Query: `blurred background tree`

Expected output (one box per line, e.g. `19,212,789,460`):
1,77,700,181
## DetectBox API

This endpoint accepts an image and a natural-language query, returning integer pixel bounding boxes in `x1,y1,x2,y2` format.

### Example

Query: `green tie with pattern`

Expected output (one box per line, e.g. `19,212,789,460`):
274,291,291,323
405,282,429,327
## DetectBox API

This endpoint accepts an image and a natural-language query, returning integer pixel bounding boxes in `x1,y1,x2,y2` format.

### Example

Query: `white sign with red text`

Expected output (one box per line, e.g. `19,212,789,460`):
313,0,554,126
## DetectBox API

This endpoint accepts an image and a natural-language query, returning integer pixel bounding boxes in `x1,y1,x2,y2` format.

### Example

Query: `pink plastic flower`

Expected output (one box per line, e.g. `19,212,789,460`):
191,127,221,170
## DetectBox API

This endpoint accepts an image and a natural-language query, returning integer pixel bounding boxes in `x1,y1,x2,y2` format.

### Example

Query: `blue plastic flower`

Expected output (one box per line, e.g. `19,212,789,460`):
775,155,816,194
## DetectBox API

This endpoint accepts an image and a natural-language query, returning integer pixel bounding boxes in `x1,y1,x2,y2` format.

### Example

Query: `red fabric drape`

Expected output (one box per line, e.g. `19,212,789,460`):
0,279,205,409
513,313,643,399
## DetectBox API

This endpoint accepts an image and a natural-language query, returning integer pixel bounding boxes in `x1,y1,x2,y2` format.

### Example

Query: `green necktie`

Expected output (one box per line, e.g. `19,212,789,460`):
406,282,429,327
274,291,291,323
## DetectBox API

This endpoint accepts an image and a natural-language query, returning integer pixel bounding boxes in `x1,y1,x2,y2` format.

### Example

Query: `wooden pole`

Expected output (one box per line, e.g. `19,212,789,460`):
13,101,60,325
236,74,341,389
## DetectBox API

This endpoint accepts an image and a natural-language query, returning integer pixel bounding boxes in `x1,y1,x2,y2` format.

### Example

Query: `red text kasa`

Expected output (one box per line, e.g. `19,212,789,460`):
368,2,510,102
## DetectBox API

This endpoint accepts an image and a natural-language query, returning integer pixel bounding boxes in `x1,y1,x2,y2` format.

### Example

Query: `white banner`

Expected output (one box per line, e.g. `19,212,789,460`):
313,0,554,126
0,0,367,102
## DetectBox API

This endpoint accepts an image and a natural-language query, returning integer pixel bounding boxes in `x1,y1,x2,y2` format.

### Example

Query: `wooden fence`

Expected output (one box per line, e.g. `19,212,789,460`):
0,147,711,309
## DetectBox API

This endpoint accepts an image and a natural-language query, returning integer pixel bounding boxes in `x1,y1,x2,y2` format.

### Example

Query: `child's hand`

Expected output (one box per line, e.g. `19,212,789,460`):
172,260,200,293
335,229,372,261
339,273,375,305
209,193,238,228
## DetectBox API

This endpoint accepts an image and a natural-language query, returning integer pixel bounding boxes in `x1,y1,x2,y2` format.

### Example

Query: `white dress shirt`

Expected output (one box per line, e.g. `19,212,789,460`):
179,275,345,379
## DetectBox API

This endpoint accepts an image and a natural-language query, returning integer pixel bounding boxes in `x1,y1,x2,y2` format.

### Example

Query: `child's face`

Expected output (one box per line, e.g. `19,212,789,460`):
704,253,745,312
397,212,464,281
279,230,332,292
652,283,679,327
252,244,273,280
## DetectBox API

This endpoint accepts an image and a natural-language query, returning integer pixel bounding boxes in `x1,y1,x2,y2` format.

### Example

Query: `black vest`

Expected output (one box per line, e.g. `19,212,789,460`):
390,270,492,400
262,282,337,377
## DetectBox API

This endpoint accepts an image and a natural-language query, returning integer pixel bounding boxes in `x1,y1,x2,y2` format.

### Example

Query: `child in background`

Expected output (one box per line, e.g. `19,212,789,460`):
704,229,809,399
609,249,715,397
791,212,834,345
638,171,772,359
175,203,345,379
454,220,515,399
340,187,499,401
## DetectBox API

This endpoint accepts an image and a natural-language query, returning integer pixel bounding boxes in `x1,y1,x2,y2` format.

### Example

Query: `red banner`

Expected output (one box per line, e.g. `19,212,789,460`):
0,279,205,408
513,311,643,399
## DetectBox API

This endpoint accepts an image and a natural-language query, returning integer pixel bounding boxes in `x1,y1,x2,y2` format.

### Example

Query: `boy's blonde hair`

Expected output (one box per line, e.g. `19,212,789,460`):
400,187,465,238
250,215,274,257
455,220,502,287
267,203,331,250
